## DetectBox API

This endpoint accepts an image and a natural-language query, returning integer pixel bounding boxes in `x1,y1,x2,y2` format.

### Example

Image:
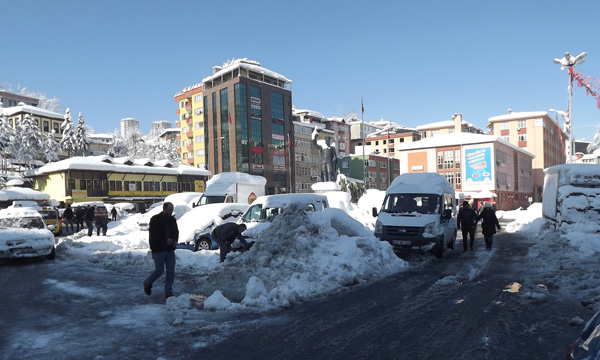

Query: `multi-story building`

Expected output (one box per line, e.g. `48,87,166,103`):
120,117,140,139
339,153,400,190
23,155,210,210
395,132,534,211
416,113,487,139
0,91,39,108
150,120,172,138
202,58,293,194
366,125,420,159
292,120,322,192
488,110,566,201
348,118,383,154
174,83,204,168
87,133,114,156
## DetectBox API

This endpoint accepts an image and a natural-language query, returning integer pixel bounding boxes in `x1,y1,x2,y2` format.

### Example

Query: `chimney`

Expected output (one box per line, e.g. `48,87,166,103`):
453,113,462,133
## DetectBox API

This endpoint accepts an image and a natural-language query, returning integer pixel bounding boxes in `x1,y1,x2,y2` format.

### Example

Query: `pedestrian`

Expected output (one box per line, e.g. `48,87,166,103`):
85,205,96,237
143,202,178,299
75,206,84,232
95,215,109,236
457,201,478,252
64,204,74,233
479,202,501,251
110,207,118,221
211,223,248,263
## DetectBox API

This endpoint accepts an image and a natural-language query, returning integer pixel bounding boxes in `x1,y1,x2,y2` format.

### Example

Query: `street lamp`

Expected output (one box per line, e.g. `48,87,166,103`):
553,51,587,163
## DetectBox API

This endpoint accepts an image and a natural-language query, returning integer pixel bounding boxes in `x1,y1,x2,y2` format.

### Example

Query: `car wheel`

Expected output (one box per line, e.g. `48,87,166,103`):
432,238,444,259
46,246,56,260
195,237,212,252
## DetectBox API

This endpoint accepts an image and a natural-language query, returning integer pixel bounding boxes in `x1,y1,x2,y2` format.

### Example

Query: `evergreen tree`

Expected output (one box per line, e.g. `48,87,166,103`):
75,112,88,156
60,108,76,157
0,100,14,157
41,130,62,162
7,114,41,169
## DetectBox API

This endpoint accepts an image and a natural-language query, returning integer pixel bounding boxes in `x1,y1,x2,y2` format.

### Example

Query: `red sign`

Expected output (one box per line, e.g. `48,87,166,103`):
252,147,263,153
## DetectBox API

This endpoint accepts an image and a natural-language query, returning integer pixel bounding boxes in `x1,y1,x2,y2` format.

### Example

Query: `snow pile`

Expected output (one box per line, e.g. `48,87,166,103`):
202,205,407,311
557,186,600,233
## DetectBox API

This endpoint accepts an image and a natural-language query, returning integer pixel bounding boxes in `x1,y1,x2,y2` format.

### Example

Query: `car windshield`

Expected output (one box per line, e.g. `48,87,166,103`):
40,210,58,220
199,195,226,205
382,193,441,215
0,216,46,229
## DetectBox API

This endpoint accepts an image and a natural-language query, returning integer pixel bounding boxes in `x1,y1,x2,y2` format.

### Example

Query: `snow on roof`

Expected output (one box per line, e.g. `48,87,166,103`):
251,193,328,208
0,187,50,201
293,108,327,120
488,111,548,122
206,172,267,187
396,132,534,158
202,58,291,85
311,182,341,191
87,133,114,139
2,104,64,119
415,119,456,130
23,156,210,177
173,82,202,97
544,164,600,187
387,173,455,195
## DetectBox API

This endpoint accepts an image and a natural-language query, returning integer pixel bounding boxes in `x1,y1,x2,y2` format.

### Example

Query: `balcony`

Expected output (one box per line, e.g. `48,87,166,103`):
176,121,180,127
186,131,193,138
187,144,194,150
176,147,181,153
176,135,181,140
186,117,193,124
187,158,194,164
175,109,180,115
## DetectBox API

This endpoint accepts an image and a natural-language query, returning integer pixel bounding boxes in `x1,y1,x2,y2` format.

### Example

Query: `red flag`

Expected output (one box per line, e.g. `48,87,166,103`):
361,97,364,115
228,112,231,124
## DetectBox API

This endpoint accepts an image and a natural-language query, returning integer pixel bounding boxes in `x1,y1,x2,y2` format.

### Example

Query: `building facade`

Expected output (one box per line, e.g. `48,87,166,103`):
488,111,566,201
120,117,140,139
416,113,487,139
339,153,400,190
202,58,293,194
23,155,210,210
174,83,204,168
395,133,534,211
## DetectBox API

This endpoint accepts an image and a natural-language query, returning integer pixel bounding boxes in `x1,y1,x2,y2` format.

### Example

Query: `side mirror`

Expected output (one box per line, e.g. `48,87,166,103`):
47,224,56,231
372,207,378,217
443,209,452,220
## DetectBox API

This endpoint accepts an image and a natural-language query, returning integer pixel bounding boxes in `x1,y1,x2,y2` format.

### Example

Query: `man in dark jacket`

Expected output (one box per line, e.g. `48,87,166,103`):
143,202,179,299
479,202,501,251
457,201,478,252
110,207,118,221
211,223,248,263
64,205,74,233
95,216,109,236
85,205,96,237
75,206,85,232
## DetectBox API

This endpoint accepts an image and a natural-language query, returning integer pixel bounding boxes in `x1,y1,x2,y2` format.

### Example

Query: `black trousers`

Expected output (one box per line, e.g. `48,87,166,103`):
461,226,476,250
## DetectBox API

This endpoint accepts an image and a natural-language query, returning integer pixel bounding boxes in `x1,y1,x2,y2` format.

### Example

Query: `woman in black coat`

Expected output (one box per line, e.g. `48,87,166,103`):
479,203,501,251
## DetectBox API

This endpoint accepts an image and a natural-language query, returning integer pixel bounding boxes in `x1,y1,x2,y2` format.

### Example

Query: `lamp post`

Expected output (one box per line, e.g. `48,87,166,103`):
553,51,587,163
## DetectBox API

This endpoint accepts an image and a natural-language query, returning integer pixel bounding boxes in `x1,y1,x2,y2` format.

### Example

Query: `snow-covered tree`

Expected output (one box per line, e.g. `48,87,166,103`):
0,99,13,156
149,138,181,164
60,108,76,157
125,132,149,158
41,130,62,162
8,113,42,169
108,137,128,157
75,112,88,156
587,125,600,153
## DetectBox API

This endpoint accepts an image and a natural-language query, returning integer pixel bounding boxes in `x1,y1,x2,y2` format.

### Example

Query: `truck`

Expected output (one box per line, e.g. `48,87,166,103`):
372,172,457,258
542,164,600,234
195,172,266,206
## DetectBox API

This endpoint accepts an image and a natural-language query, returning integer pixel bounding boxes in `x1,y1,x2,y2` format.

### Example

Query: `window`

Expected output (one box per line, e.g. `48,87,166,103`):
444,150,453,169
80,180,86,190
517,120,527,129
431,130,440,137
518,133,527,141
455,172,461,189
437,151,443,170
195,121,203,129
501,122,509,130
501,135,509,141
53,123,60,134
43,121,49,132
455,149,461,169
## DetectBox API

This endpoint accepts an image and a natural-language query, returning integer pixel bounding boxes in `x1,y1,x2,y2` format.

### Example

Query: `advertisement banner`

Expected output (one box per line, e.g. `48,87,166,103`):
194,180,205,192
465,147,492,183
72,190,87,198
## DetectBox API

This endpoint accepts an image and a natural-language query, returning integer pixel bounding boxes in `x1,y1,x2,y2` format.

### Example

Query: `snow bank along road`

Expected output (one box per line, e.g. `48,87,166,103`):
0,231,591,360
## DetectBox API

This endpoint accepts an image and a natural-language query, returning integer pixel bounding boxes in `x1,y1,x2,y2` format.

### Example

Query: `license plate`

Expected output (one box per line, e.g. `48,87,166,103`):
393,240,411,246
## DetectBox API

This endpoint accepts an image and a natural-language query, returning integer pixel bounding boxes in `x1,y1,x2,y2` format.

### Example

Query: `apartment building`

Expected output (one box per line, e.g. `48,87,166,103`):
488,110,565,201
202,58,293,194
339,153,400,190
395,132,534,211
416,113,487,139
366,125,421,159
0,91,39,107
174,83,204,168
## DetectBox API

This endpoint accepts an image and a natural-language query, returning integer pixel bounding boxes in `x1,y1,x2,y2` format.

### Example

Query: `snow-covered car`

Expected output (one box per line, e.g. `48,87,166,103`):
0,208,56,260
137,203,189,231
240,193,329,245
39,208,62,235
176,203,248,251
566,308,600,359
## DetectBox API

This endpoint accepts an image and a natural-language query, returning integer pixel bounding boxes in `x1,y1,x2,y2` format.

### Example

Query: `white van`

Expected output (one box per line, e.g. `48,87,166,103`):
373,173,457,258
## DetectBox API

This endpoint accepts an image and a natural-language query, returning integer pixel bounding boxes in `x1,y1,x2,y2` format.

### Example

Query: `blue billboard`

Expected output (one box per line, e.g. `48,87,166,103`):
465,147,492,183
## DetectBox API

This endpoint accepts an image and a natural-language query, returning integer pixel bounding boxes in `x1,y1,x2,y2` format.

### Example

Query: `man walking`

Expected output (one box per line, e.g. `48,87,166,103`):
143,202,178,299
110,207,118,221
64,205,74,233
457,201,478,252
75,206,84,232
211,223,248,263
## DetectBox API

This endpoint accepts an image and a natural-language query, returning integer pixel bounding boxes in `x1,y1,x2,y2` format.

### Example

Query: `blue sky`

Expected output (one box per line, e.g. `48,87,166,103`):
2,0,600,140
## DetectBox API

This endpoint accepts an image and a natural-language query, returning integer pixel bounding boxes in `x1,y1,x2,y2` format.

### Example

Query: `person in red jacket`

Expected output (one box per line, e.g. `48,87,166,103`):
143,202,179,299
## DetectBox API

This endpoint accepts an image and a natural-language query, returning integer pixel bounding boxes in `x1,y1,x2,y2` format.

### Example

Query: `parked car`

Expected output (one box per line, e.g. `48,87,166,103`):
0,208,56,260
566,309,600,359
176,203,249,251
39,208,62,236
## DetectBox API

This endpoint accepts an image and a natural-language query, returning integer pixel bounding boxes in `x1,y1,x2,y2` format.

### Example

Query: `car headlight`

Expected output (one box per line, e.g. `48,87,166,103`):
423,222,435,238
375,220,383,234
